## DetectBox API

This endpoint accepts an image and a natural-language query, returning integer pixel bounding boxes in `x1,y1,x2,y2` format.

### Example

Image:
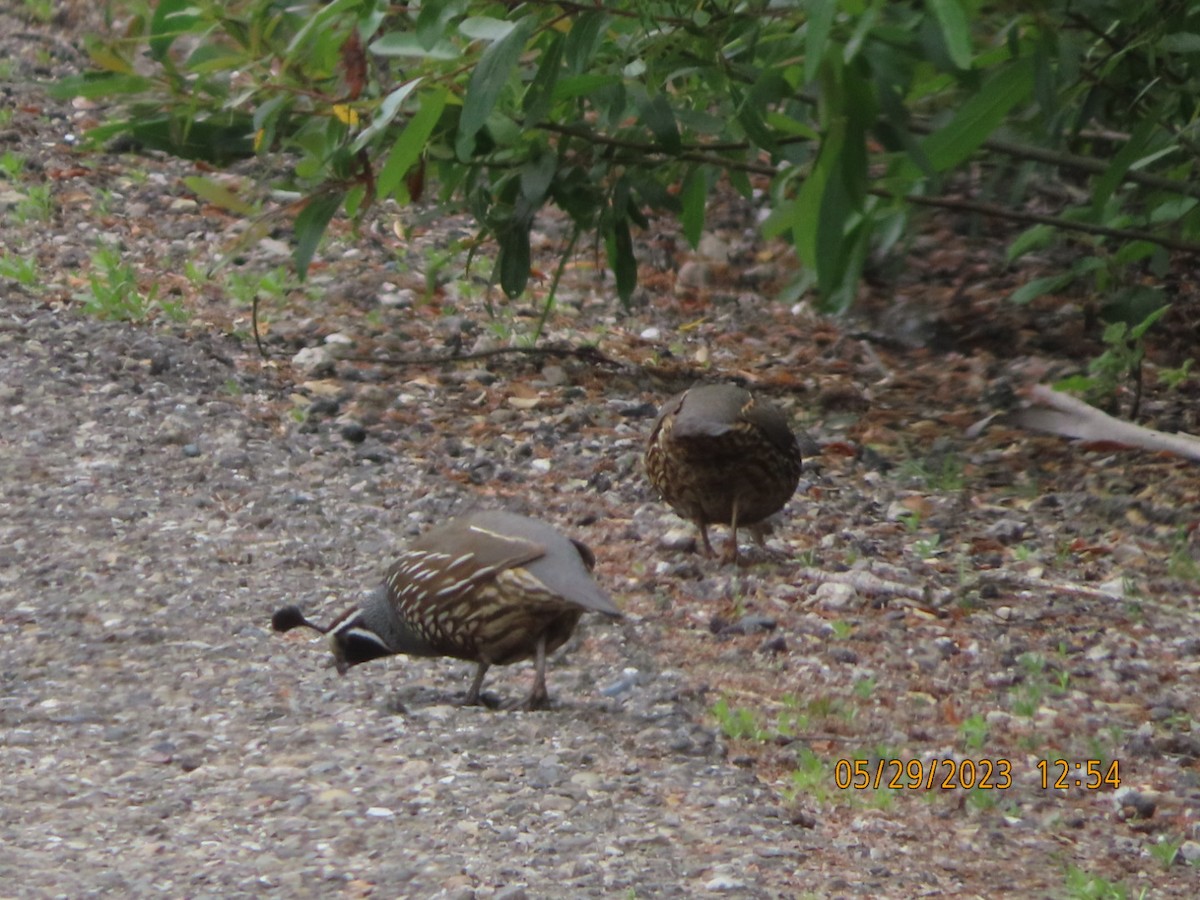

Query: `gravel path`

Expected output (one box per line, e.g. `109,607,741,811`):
5,7,1200,898
0,297,807,898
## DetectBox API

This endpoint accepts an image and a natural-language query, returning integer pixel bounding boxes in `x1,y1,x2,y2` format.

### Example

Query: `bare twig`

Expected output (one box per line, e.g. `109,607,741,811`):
344,343,624,369
878,190,1200,255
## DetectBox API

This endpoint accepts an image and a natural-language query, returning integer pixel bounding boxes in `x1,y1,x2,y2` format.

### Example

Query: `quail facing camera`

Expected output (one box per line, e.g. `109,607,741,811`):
645,383,802,563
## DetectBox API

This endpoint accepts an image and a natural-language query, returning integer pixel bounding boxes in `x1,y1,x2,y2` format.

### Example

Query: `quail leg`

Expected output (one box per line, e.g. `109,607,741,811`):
697,521,716,558
463,661,490,706
523,634,551,711
723,497,742,565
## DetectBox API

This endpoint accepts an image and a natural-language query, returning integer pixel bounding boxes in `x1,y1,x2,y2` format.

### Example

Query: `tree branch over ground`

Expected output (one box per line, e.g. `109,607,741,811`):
56,0,1200,321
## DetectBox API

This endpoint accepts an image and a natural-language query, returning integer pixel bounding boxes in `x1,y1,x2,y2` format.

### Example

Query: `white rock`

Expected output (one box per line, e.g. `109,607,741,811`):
814,581,857,610
291,346,334,375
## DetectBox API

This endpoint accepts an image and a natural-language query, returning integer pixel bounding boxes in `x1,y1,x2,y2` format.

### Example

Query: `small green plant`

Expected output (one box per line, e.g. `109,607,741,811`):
828,620,854,640
958,713,989,750
1158,358,1193,390
897,510,922,533
1061,863,1130,899
1010,681,1044,718
806,694,854,724
1148,835,1183,870
0,252,39,287
94,188,116,217
226,265,290,306
795,548,818,566
14,183,54,223
1019,653,1046,677
710,698,768,742
1012,544,1034,562
913,533,942,559
421,243,465,301
78,246,157,322
1167,529,1200,582
852,677,876,700
19,0,54,24
898,455,965,491
1056,304,1169,416
0,150,23,179
776,694,810,737
782,748,829,802
966,786,999,812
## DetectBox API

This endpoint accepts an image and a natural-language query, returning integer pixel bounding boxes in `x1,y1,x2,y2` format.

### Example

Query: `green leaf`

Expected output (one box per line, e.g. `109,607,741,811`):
815,150,857,299
1161,33,1200,54
370,31,458,60
1006,224,1054,262
351,79,422,153
183,176,258,216
49,72,153,99
921,58,1034,172
732,84,777,152
460,17,517,41
552,73,619,101
606,217,637,306
1008,273,1073,305
520,150,557,205
497,224,531,298
457,17,535,160
804,0,836,86
148,0,200,63
926,0,972,70
680,167,708,248
792,121,843,269
1091,116,1156,217
564,12,607,74
377,88,447,200
416,0,464,49
1129,302,1169,340
293,192,344,280
523,34,563,125
639,93,680,153
284,0,361,60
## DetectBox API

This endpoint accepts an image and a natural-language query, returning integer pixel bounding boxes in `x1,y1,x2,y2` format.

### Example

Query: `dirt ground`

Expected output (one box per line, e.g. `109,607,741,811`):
2,4,1198,898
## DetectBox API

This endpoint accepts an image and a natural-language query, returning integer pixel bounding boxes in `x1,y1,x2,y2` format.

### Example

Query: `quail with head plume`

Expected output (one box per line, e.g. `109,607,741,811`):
272,510,620,710
645,383,802,562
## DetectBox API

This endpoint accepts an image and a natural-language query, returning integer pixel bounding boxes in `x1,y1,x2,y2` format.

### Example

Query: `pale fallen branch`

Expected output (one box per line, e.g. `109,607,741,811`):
1011,384,1200,462
977,572,1200,626
975,572,1126,604
793,567,949,608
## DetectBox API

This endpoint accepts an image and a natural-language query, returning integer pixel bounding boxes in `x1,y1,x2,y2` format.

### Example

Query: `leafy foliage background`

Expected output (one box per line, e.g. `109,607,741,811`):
57,0,1200,319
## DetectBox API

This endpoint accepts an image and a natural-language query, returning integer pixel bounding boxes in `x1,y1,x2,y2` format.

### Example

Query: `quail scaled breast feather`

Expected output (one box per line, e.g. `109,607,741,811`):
272,510,620,710
644,383,802,561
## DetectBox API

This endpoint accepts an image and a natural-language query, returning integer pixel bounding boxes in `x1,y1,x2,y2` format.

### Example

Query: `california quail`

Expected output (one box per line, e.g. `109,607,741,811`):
645,384,802,562
272,510,620,710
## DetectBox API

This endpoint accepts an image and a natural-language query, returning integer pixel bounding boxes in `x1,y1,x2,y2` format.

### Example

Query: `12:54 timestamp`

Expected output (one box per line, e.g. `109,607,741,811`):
1037,758,1121,790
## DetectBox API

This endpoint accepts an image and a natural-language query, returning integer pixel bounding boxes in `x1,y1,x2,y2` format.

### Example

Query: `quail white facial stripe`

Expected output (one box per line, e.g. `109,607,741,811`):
338,626,391,652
